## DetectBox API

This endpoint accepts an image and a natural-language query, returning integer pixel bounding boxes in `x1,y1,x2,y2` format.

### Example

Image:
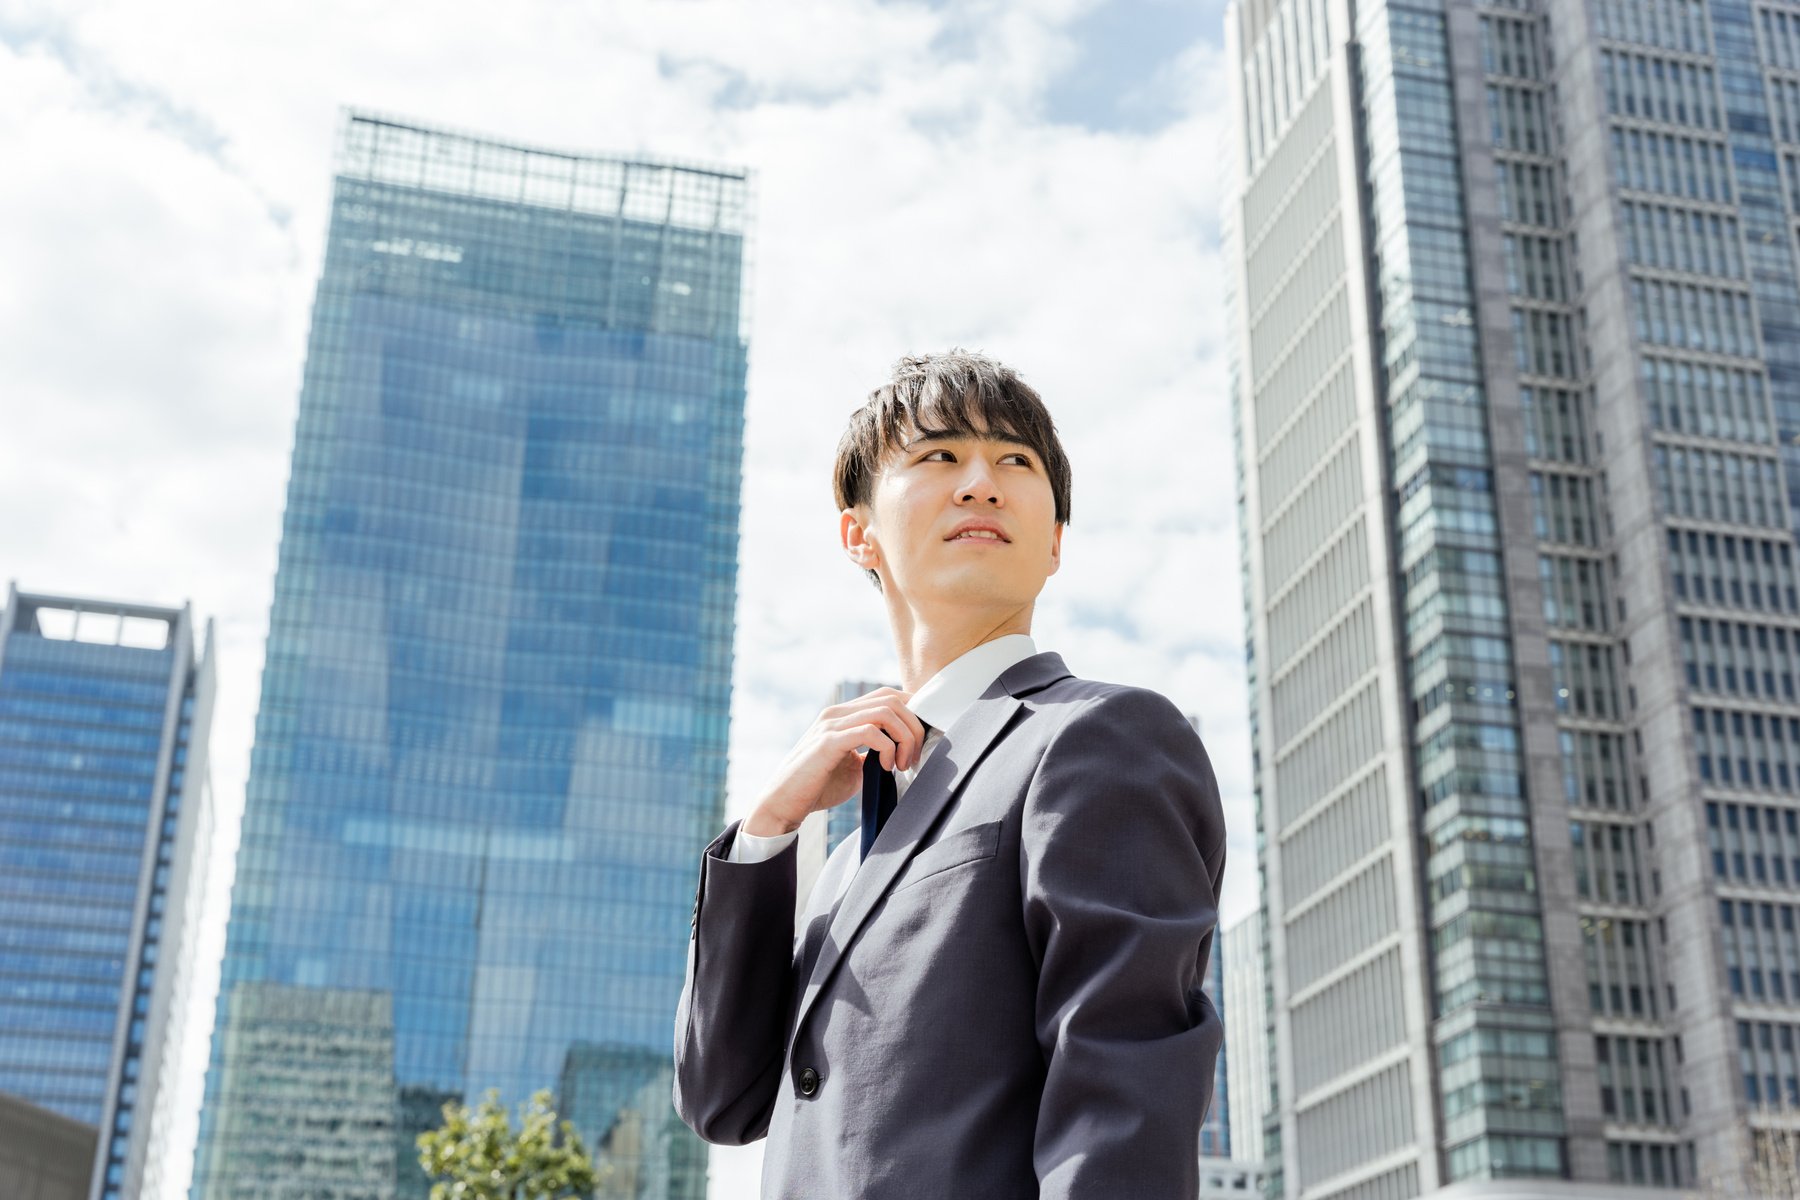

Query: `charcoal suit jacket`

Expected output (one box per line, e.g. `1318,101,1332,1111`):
672,651,1227,1198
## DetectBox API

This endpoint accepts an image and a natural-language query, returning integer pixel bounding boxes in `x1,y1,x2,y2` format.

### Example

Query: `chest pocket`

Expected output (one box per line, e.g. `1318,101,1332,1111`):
890,819,1002,894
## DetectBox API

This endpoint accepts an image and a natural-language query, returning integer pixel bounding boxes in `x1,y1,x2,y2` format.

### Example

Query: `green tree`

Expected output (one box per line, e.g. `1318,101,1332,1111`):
417,1088,600,1200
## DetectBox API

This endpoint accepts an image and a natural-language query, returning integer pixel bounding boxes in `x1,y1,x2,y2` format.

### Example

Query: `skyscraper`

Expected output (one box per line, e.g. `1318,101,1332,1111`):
1221,910,1269,1166
1202,924,1232,1159
191,112,748,1199
1226,0,1800,1194
0,586,218,1200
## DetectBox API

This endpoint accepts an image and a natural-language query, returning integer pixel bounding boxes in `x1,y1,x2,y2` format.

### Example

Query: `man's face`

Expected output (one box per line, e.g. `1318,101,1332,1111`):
845,423,1063,613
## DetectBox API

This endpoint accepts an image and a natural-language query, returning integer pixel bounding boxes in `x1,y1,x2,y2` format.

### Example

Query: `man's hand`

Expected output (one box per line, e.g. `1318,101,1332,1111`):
743,688,926,837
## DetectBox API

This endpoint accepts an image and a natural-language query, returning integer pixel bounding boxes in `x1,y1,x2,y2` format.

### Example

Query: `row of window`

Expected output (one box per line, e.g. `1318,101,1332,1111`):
1521,386,1591,463
1540,552,1610,631
1512,306,1581,378
335,143,747,223
1620,200,1743,279
0,670,173,709
1768,74,1800,148
1572,818,1648,905
1606,1138,1685,1189
1652,444,1785,527
0,692,166,731
1496,158,1565,227
1447,1132,1562,1181
1488,83,1554,155
1582,915,1659,1018
1692,705,1800,793
1503,233,1570,301
1601,50,1721,130
1680,615,1800,703
0,767,156,806
1561,729,1630,810
1596,1034,1676,1127
1595,0,1709,54
1632,278,1758,358
1481,14,1544,80
1549,639,1623,719
1667,527,1798,614
1611,127,1733,202
1719,898,1800,1002
1641,355,1771,443
1707,801,1800,885
0,793,157,831
0,719,166,758
1530,470,1603,545
1737,1020,1800,1109
0,744,160,781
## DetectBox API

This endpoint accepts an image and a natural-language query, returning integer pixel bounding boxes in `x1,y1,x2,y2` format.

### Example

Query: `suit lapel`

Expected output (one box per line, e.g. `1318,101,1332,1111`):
791,651,1072,1038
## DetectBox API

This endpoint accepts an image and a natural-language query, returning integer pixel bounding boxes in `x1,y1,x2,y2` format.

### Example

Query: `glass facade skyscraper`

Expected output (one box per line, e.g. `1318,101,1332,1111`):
0,585,218,1200
1227,0,1800,1195
1220,911,1268,1166
1201,931,1232,1159
191,112,747,1199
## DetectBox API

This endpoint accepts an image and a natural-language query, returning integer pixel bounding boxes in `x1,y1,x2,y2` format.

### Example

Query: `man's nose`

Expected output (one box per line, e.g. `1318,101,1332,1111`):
957,463,1003,506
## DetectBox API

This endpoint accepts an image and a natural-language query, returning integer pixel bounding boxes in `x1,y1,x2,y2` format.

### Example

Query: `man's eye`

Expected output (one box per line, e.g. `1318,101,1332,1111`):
922,449,957,462
1004,453,1034,467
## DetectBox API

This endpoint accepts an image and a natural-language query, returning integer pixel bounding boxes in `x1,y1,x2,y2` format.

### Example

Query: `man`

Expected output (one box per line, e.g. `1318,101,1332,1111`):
674,350,1226,1197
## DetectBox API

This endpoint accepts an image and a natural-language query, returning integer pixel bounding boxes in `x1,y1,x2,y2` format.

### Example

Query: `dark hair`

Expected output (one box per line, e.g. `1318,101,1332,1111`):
833,349,1072,587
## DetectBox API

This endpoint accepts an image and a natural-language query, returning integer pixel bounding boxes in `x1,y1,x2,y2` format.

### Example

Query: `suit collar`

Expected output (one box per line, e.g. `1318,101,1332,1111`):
906,634,1038,731
992,650,1072,700
790,651,1073,1038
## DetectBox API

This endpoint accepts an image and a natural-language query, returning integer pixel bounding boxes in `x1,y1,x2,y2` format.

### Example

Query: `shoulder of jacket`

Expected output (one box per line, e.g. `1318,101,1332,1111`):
1033,677,1187,731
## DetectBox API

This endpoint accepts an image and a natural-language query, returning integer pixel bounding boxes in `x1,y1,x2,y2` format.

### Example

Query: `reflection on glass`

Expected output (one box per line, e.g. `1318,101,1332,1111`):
191,113,747,1200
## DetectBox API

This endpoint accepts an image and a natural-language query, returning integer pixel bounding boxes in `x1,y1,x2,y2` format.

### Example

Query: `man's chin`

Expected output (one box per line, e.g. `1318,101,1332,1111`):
916,574,1046,612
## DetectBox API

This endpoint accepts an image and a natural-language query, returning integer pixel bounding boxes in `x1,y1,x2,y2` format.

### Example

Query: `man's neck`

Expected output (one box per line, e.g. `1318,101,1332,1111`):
886,604,1034,692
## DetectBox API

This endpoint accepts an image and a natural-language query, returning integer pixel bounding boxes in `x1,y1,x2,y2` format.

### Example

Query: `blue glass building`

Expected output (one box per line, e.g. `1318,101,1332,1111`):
1200,888,1230,1160
0,585,217,1200
191,113,747,1199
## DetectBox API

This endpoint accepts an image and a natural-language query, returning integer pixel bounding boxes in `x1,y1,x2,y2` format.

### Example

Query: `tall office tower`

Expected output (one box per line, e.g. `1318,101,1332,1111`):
1202,930,1233,1158
1225,0,1800,1194
1222,910,1270,1166
190,112,748,1199
0,586,218,1200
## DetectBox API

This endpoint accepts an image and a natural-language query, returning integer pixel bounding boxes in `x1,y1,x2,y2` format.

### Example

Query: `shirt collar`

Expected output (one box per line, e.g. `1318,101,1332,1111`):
907,634,1038,733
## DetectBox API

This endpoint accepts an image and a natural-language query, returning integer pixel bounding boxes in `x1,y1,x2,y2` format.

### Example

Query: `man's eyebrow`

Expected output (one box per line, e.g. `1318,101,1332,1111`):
899,430,1033,451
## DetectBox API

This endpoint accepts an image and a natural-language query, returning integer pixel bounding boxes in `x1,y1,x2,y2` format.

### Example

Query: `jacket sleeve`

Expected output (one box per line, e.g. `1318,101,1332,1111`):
1020,687,1227,1198
672,821,798,1145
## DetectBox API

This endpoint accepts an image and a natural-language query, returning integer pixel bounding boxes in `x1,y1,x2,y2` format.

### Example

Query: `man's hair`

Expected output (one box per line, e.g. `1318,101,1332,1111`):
833,349,1072,587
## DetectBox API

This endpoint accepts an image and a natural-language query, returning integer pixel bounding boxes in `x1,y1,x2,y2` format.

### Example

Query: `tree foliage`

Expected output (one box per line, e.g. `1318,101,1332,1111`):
417,1088,600,1200
1704,1117,1800,1200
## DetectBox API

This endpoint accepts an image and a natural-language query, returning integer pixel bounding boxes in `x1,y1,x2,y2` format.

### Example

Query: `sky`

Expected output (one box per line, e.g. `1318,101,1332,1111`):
0,1,1245,1196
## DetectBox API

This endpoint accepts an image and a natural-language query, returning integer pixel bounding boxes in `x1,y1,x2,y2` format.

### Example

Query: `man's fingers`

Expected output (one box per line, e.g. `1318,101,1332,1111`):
840,725,898,771
822,700,922,761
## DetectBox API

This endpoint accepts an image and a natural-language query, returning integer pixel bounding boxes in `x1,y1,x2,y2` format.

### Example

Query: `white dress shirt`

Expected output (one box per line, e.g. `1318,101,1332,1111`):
727,635,1040,913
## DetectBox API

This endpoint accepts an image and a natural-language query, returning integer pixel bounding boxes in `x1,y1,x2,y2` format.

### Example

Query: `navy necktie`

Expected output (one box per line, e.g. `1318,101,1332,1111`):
858,750,895,862
860,723,929,860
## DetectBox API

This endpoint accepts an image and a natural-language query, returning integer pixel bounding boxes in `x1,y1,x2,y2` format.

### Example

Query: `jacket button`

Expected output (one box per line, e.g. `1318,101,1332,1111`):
798,1067,819,1096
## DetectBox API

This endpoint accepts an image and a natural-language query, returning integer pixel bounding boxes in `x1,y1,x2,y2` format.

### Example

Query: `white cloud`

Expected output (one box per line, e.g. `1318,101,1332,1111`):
0,2,1249,1196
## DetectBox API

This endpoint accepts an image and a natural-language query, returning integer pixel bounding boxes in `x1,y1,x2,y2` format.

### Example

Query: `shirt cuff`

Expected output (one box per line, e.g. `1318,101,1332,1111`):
727,825,799,864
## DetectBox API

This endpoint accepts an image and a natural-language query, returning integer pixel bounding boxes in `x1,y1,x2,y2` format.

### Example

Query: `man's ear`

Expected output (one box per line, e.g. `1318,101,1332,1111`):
1047,523,1064,577
841,508,879,572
